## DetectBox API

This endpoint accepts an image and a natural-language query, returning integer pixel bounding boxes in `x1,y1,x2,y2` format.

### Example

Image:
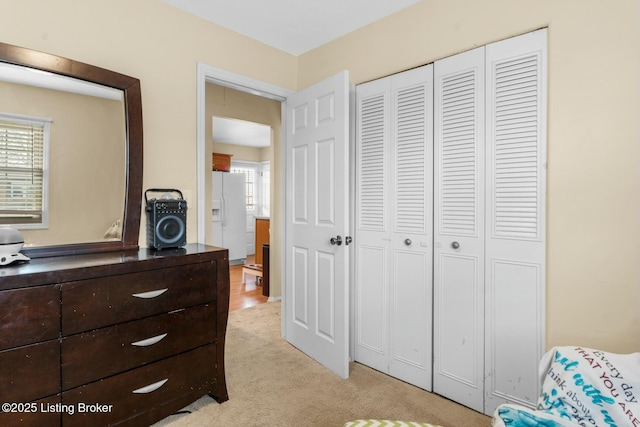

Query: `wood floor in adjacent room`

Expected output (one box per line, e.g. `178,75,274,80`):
229,255,269,312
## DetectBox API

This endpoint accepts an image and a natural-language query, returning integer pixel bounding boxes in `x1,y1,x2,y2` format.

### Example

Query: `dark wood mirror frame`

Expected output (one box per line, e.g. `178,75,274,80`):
0,41,143,258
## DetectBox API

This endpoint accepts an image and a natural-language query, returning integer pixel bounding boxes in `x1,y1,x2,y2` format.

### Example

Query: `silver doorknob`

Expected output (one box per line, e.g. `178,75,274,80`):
330,235,343,246
404,239,412,246
451,241,460,249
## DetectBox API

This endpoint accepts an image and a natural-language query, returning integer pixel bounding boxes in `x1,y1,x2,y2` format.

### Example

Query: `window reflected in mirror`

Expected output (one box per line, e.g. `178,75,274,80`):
0,64,126,247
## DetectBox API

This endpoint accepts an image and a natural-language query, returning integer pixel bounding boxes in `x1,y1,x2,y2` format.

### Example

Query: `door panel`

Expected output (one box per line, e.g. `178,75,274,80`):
292,146,309,223
392,250,429,365
292,247,309,326
316,138,336,225
433,46,485,413
436,253,481,386
484,29,547,413
285,71,350,379
354,77,390,374
316,250,336,341
389,249,430,388
355,244,387,372
388,66,433,391
487,259,542,408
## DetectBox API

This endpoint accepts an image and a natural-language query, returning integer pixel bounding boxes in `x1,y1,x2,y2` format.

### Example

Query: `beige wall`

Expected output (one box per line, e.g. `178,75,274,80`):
298,0,640,353
206,84,281,298
0,0,294,300
0,0,296,246
3,0,639,353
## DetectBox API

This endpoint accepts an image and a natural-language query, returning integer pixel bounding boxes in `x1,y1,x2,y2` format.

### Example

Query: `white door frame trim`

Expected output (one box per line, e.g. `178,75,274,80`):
195,63,293,318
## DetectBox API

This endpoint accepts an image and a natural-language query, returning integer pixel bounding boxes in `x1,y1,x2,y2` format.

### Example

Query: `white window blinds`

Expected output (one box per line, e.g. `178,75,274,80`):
0,115,48,226
230,165,256,211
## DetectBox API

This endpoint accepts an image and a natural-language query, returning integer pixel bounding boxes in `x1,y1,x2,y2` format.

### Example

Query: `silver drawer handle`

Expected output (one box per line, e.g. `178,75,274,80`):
131,333,168,347
132,378,168,394
132,288,168,299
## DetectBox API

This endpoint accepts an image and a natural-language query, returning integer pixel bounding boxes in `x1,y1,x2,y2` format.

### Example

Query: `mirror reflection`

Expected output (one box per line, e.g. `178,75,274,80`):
0,62,126,248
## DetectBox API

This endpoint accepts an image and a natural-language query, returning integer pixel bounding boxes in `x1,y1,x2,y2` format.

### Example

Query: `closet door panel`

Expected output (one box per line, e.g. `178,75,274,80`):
354,79,391,373
389,249,430,389
484,29,547,413
433,46,485,413
354,244,388,371
437,253,481,382
487,260,542,407
388,66,433,391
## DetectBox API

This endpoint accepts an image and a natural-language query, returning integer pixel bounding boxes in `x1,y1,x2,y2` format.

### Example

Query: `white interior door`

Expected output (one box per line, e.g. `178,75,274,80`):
284,71,351,378
433,46,486,413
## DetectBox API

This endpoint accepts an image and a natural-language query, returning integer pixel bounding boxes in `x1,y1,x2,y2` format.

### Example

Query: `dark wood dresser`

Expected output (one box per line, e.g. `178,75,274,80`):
0,244,229,426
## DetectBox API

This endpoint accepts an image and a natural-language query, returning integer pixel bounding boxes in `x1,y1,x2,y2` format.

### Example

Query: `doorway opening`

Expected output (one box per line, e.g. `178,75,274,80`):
197,64,290,312
211,114,272,310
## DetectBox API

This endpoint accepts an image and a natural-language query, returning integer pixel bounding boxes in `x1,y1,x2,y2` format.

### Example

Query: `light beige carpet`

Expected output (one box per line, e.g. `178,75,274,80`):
153,301,491,427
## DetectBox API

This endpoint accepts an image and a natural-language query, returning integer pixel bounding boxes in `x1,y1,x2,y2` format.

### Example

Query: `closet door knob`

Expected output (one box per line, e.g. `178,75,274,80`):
404,239,412,246
330,235,343,246
451,241,460,249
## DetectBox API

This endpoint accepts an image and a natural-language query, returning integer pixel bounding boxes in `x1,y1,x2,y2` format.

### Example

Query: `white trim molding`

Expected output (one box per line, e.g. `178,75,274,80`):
196,62,292,245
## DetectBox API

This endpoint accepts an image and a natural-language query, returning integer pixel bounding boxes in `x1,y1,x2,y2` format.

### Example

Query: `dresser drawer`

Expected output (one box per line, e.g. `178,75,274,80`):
0,285,59,350
62,261,216,334
0,340,60,403
62,304,216,390
61,344,217,427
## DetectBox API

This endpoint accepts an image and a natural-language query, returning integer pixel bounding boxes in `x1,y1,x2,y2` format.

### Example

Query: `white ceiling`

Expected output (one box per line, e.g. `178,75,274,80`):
213,117,271,148
161,0,422,56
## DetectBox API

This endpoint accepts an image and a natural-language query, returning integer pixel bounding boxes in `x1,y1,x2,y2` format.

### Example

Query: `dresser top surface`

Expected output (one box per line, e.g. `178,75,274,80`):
0,244,228,291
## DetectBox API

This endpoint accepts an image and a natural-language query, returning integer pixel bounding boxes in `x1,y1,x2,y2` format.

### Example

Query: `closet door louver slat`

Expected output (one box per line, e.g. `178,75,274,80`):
358,94,386,231
439,70,478,235
395,84,427,233
492,55,541,239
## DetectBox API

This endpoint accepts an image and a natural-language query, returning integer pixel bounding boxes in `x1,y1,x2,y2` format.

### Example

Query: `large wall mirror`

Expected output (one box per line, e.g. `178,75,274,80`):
0,42,143,258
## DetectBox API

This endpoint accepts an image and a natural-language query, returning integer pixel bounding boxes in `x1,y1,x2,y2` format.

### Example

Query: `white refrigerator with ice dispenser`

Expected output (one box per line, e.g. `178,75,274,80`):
212,171,247,264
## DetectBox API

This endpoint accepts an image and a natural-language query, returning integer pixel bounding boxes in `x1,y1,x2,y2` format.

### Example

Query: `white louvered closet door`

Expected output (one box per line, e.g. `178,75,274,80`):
355,65,434,391
434,30,546,415
354,76,390,376
483,29,547,414
433,46,486,413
